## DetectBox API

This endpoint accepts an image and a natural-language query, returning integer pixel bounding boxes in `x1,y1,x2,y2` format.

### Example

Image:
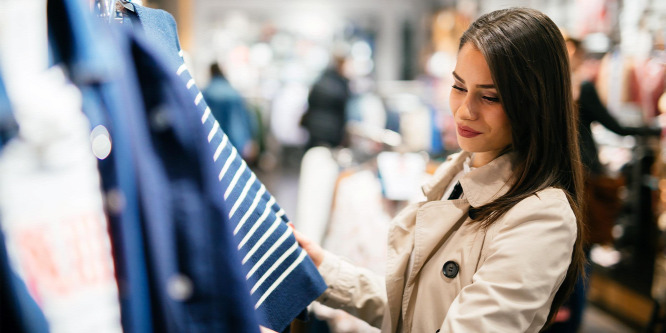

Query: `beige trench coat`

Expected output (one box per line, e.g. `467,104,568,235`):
317,151,577,332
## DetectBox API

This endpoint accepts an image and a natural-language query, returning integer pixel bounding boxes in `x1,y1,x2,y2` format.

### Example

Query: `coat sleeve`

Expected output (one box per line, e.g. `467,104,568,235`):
316,250,387,328
440,190,577,332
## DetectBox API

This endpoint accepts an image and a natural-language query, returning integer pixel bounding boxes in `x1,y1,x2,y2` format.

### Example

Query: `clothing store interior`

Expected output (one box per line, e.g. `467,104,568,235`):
1,0,666,332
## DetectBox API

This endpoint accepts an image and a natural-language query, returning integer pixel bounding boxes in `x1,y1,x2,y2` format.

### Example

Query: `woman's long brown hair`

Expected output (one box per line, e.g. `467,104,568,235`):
459,8,585,329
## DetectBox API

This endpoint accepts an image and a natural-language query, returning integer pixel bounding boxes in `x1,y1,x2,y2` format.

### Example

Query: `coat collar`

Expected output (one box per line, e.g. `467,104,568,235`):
422,151,516,207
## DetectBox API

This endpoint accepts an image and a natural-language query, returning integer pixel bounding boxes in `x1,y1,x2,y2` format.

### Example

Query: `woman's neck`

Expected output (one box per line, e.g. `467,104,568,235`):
470,152,496,168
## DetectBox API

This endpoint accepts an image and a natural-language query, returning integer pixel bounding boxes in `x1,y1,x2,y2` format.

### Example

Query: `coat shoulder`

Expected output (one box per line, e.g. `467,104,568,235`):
489,187,577,237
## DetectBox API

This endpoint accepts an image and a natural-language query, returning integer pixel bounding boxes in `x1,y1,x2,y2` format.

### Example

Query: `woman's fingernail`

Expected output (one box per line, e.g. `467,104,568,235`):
287,223,294,229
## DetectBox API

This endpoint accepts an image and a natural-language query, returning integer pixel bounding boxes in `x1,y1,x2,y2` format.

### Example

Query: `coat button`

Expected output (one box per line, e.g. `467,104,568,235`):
442,261,459,278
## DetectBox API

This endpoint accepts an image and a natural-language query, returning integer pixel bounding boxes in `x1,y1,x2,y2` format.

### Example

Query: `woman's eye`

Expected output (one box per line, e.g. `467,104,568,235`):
452,85,466,92
483,96,500,103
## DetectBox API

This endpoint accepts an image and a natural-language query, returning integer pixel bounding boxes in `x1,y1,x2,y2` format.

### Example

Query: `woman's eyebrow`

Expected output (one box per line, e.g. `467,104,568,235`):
452,71,496,89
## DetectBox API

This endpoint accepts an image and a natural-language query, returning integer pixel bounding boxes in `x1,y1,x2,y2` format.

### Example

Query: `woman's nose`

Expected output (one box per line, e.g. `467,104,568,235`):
457,98,478,120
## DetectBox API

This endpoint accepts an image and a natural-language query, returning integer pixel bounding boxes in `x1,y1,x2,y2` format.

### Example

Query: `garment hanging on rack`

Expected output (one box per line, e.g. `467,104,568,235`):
46,0,262,332
296,147,339,244
315,162,390,333
121,4,327,331
48,1,152,331
0,65,123,333
0,74,49,333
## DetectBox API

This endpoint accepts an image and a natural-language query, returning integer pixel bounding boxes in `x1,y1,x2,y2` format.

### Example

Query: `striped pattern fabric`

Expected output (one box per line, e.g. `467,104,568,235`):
128,6,327,331
179,52,326,331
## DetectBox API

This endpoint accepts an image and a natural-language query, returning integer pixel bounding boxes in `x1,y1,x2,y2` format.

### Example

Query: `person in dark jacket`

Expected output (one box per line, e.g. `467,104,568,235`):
567,38,661,175
544,36,662,333
300,55,351,149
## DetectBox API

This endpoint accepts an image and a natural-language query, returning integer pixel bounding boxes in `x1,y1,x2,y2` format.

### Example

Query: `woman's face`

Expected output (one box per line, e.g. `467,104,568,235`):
450,43,512,167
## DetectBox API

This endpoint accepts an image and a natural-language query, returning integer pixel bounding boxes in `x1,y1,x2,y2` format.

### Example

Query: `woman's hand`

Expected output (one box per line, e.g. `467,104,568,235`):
288,223,324,267
260,325,277,333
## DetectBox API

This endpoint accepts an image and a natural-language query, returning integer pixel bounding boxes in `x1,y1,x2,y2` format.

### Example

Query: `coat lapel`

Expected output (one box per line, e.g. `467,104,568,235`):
402,199,469,323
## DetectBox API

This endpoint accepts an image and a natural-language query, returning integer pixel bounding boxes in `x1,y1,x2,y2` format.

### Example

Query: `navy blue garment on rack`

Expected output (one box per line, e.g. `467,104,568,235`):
123,4,327,331
47,0,261,332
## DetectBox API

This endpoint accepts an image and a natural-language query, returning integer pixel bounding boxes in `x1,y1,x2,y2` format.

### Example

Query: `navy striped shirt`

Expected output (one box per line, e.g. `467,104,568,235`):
126,5,326,331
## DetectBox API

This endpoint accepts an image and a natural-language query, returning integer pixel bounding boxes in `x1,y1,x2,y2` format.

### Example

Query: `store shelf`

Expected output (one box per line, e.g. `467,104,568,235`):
588,272,654,329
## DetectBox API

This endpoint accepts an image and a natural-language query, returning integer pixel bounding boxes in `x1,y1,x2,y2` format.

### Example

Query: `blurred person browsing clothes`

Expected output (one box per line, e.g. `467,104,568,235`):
567,37,661,177
300,54,351,149
202,63,258,162
292,8,585,332
543,36,663,333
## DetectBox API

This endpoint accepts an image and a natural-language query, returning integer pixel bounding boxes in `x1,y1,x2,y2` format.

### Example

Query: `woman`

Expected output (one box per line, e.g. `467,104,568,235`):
292,7,585,332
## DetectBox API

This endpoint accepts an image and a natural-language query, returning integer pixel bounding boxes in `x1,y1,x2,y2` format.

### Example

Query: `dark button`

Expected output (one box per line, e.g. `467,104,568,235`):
442,261,459,278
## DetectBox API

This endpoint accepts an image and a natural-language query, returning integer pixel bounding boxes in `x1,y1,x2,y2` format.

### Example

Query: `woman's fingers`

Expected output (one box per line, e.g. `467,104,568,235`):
288,223,324,268
259,325,278,333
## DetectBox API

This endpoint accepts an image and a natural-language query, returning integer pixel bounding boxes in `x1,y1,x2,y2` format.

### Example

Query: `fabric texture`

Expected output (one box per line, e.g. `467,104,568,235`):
317,151,577,332
126,5,327,331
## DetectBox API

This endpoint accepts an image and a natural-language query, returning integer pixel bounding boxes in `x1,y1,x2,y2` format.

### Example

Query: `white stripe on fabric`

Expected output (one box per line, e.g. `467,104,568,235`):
208,121,219,142
224,161,247,199
176,64,187,75
276,209,286,218
250,242,298,295
245,226,292,271
229,172,256,218
241,216,280,266
213,135,228,162
218,148,237,181
237,198,274,249
233,186,268,235
186,79,195,89
178,49,184,57
255,251,308,309
194,92,203,106
201,107,211,123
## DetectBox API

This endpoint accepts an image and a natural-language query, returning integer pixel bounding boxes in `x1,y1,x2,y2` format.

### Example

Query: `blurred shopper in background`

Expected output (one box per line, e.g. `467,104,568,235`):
300,54,351,149
567,37,661,177
544,36,663,333
292,8,585,332
203,63,258,162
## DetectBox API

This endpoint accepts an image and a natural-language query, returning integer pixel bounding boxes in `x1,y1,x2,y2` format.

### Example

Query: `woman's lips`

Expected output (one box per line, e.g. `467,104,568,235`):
457,125,482,138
